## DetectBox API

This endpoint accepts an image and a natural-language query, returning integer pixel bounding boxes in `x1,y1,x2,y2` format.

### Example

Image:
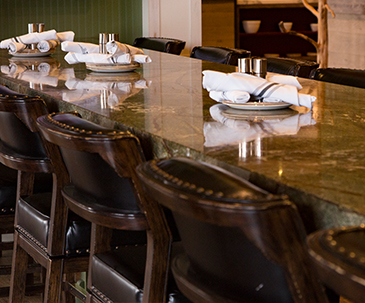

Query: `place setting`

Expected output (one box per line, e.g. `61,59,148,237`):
61,33,152,73
202,57,316,112
0,23,75,57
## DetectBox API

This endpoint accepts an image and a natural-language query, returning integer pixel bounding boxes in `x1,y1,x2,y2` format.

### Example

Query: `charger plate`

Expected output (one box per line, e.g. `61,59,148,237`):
86,62,141,73
10,48,55,57
222,100,291,111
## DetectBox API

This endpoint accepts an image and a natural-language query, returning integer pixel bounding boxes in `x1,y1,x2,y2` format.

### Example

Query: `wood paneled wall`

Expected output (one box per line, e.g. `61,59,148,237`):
202,0,235,48
0,0,142,44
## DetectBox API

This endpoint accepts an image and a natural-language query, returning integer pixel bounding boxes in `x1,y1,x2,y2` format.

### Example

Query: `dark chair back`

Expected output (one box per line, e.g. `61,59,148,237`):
133,37,186,55
309,68,365,88
308,226,365,303
190,46,251,66
37,112,172,302
266,57,319,78
137,157,331,303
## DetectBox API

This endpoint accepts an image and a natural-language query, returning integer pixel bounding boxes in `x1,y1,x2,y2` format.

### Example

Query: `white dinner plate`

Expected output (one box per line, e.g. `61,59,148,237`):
222,100,292,111
10,49,55,57
86,62,141,73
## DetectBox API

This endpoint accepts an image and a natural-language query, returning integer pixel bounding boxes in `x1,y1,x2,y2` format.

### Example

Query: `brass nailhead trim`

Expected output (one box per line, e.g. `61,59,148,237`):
18,226,47,253
150,160,219,198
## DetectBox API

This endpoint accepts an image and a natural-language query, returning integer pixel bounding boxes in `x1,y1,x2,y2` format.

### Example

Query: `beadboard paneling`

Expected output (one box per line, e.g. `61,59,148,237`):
0,0,142,44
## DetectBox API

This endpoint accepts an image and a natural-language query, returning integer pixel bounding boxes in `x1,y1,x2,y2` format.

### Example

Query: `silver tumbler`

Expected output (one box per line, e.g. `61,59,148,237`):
252,58,267,78
238,58,252,74
99,33,108,54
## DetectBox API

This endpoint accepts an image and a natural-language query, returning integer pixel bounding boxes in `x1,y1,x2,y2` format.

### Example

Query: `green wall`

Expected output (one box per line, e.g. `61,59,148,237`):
0,0,142,44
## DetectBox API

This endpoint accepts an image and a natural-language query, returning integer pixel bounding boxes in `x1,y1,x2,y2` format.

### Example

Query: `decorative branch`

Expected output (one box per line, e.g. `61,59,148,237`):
301,0,319,18
325,4,336,18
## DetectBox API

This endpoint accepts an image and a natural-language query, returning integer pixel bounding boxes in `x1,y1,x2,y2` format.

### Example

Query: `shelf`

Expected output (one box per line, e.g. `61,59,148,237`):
235,4,318,57
240,31,317,36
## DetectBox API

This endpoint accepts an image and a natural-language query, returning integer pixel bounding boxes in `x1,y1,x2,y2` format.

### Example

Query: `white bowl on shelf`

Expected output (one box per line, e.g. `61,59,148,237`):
242,20,261,34
282,22,293,31
310,23,318,32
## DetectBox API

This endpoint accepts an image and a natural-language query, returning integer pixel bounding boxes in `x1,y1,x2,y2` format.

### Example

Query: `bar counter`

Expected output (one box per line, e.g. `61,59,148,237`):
0,49,364,232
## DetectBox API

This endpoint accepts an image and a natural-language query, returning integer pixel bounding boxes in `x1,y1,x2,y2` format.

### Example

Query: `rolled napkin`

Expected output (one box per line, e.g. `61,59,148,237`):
106,41,151,63
0,29,58,48
61,41,100,54
202,70,316,109
64,52,131,65
7,42,26,54
209,91,250,103
37,39,59,52
56,31,75,42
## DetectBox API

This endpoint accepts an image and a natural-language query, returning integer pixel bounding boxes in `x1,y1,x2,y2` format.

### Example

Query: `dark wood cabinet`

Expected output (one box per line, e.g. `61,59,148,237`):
235,4,318,57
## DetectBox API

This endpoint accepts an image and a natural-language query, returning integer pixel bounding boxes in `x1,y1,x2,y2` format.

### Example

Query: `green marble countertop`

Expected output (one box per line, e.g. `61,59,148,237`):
1,49,365,231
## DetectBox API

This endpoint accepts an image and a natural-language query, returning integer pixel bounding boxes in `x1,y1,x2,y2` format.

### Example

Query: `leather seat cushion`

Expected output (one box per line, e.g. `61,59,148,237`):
266,57,319,78
91,244,189,303
16,192,91,256
310,68,365,89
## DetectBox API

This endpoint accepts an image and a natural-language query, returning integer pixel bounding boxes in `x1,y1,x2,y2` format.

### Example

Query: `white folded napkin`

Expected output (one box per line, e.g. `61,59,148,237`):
209,91,250,103
7,42,26,54
37,39,59,52
106,41,151,63
56,31,75,42
204,104,316,147
266,74,303,90
61,41,100,54
64,52,131,64
0,30,58,48
202,70,316,109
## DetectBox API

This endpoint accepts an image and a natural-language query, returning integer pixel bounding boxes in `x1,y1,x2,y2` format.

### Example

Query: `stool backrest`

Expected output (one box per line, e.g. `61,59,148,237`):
133,37,186,55
310,68,365,88
266,57,319,78
190,46,251,66
137,157,330,303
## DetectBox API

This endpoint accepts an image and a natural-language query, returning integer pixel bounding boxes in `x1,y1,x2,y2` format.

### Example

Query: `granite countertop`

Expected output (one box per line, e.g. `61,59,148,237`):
1,49,364,231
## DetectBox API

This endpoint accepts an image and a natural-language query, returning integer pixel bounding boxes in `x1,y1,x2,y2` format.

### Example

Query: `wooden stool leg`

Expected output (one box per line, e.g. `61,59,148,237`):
9,231,28,303
43,258,63,303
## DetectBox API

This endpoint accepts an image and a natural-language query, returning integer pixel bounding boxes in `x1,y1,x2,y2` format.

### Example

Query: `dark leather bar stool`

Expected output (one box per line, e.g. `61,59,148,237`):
307,225,365,303
37,112,188,303
266,57,319,78
133,37,186,55
309,68,365,88
190,46,251,65
137,157,338,303
0,89,90,302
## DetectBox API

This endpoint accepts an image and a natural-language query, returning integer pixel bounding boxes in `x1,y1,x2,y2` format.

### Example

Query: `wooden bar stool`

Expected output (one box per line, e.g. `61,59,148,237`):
308,225,365,303
37,112,187,303
0,90,90,302
137,157,337,303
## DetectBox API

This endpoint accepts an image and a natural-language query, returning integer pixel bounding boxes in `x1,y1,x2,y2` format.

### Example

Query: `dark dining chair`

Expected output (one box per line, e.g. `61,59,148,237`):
190,46,251,66
133,37,186,55
37,112,187,303
307,225,365,303
266,57,319,78
137,157,337,303
309,68,365,88
0,89,90,302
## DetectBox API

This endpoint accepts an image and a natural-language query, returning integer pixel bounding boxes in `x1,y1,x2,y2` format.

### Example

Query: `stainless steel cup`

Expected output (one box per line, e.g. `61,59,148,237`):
252,58,267,78
108,33,119,42
37,23,45,33
238,58,252,74
28,23,37,49
99,33,108,54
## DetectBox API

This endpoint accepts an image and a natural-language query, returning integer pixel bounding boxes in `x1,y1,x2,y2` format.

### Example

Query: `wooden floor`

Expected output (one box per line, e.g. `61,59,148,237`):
0,249,42,303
